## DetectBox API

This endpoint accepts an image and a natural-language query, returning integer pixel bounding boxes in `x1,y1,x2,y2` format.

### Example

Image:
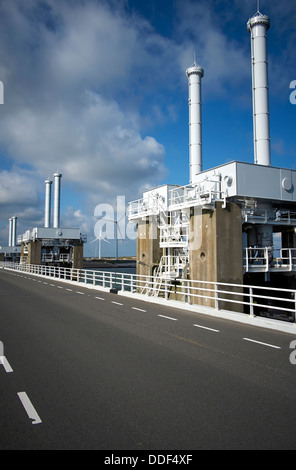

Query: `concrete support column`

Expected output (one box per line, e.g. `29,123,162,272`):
189,202,243,311
136,217,161,278
27,241,42,265
72,244,84,270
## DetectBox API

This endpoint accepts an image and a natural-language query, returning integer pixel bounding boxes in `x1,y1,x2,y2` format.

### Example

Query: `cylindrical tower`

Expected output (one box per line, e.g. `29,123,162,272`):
8,218,13,247
247,11,271,166
11,216,17,247
186,61,204,184
44,179,52,228
53,172,62,229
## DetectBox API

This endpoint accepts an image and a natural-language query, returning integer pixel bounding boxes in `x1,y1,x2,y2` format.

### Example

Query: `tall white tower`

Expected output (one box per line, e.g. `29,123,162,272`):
186,61,204,183
247,10,271,166
8,218,13,247
44,179,52,228
11,216,17,247
53,172,62,229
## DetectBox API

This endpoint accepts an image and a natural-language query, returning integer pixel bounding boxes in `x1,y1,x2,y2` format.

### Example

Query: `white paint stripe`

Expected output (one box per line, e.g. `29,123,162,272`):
17,392,42,425
194,324,220,333
243,338,281,349
66,288,72,292
0,356,13,373
76,291,84,295
57,286,63,289
43,282,48,285
158,314,177,321
95,296,105,301
112,301,123,306
132,307,147,312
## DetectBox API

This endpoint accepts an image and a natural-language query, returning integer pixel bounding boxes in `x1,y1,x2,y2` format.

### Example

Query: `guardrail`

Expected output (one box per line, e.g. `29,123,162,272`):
3,262,296,325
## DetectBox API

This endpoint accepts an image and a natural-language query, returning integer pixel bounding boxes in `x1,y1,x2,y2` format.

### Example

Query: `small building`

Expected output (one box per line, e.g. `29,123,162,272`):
18,172,87,269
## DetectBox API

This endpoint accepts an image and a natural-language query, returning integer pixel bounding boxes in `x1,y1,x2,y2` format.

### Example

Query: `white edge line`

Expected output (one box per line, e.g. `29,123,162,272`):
243,338,281,349
193,324,220,333
17,392,42,425
0,356,13,373
158,314,177,321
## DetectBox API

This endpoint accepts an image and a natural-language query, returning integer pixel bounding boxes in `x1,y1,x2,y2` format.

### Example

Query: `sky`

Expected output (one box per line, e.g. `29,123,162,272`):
0,0,295,257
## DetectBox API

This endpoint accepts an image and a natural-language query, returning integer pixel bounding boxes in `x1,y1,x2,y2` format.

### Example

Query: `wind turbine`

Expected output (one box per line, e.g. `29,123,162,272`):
94,212,126,261
91,228,111,259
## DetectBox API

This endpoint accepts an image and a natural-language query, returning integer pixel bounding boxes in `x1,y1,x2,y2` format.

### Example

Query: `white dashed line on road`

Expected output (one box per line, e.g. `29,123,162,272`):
158,314,177,321
243,338,281,349
17,392,42,425
194,324,220,333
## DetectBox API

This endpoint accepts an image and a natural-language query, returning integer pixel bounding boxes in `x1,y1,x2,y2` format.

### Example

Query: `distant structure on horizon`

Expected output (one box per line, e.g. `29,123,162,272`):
17,172,87,269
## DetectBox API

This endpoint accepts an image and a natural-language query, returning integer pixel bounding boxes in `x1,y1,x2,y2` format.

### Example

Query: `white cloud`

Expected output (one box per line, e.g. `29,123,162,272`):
0,0,168,210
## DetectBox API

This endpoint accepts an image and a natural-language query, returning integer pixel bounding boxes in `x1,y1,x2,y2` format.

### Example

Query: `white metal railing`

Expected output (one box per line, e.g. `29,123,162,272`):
128,180,224,220
169,179,224,210
244,247,296,273
128,194,165,220
159,224,189,247
4,262,296,325
243,208,296,225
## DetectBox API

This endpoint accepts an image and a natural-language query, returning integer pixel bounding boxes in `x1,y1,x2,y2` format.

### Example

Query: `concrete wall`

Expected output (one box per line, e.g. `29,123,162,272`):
136,217,161,278
27,241,42,265
72,244,84,270
189,202,243,310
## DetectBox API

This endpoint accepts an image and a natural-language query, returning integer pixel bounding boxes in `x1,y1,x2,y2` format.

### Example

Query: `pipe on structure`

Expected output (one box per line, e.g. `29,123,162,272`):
186,61,204,184
8,218,13,247
53,172,62,229
44,179,52,228
247,11,271,166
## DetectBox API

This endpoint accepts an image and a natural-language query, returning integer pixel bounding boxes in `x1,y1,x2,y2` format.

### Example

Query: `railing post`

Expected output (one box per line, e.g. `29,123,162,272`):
187,279,191,304
250,287,254,317
214,283,219,310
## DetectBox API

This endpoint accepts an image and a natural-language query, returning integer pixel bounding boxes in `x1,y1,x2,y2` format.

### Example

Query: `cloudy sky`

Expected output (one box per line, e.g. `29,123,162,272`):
0,0,295,257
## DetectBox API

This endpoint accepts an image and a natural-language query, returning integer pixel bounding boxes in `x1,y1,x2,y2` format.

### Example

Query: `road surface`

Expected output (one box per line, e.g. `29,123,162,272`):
0,269,296,450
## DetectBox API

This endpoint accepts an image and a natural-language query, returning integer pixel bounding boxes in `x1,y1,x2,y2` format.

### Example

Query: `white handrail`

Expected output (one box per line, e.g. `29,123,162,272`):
4,261,296,324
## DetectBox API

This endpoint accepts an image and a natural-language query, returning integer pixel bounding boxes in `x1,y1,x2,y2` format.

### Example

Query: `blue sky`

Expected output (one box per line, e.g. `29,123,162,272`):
0,0,295,257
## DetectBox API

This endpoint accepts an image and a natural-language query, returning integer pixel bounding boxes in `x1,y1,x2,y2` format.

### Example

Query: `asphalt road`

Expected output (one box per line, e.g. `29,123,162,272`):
0,268,296,450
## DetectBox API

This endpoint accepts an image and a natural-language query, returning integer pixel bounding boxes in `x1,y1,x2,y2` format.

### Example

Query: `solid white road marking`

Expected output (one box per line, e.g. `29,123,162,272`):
66,288,73,292
112,301,123,306
95,296,105,301
17,392,42,425
193,324,220,333
158,314,177,321
243,338,281,349
132,307,147,312
0,356,13,373
76,292,84,295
